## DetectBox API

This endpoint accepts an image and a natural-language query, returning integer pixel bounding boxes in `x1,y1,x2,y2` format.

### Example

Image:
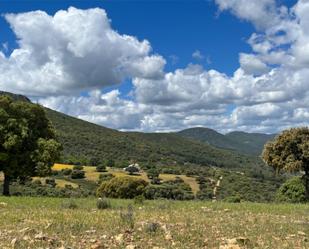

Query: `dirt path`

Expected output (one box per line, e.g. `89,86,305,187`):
212,176,223,201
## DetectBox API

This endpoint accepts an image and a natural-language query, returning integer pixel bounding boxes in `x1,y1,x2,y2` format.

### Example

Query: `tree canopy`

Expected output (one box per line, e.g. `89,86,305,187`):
0,96,62,195
262,127,309,200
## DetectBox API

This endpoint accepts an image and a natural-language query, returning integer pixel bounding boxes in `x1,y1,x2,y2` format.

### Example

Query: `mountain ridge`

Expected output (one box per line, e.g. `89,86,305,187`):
0,91,267,172
178,127,275,155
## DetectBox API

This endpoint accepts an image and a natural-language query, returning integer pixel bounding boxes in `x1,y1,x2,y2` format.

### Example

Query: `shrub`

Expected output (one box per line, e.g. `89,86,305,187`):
97,177,148,199
61,168,72,176
71,170,85,179
120,205,134,229
146,168,159,179
144,180,194,200
98,173,114,183
45,178,56,188
96,165,106,172
97,198,111,209
32,179,42,186
73,165,84,170
61,200,78,209
224,195,241,203
196,190,213,200
134,195,145,205
276,177,306,203
145,222,161,233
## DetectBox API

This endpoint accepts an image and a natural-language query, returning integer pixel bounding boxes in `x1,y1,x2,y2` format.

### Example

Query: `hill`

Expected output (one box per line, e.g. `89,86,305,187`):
178,127,275,155
45,108,262,171
0,91,265,172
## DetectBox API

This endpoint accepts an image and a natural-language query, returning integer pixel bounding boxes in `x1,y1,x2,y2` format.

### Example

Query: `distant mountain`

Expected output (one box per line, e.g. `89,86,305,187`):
0,91,263,171
178,127,275,156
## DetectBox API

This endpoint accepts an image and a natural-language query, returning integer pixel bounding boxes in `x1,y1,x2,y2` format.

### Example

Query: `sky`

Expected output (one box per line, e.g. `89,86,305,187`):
0,0,308,133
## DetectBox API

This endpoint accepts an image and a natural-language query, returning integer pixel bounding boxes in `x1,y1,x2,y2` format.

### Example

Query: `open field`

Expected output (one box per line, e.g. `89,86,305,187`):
52,164,200,194
0,197,308,249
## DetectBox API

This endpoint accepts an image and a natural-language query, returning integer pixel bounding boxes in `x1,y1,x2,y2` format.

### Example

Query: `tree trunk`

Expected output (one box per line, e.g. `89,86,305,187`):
3,173,10,196
305,171,309,201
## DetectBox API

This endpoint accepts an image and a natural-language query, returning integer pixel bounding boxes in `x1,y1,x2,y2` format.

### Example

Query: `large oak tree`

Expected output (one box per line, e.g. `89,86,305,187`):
262,127,309,201
0,96,62,196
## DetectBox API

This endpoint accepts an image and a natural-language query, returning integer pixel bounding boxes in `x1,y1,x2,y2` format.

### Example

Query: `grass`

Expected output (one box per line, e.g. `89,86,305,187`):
52,164,200,193
0,196,308,248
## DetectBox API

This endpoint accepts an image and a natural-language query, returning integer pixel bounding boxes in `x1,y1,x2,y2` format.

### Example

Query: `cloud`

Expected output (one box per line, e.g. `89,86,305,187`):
0,7,165,96
1,4,309,134
192,50,204,60
39,90,150,130
214,0,284,30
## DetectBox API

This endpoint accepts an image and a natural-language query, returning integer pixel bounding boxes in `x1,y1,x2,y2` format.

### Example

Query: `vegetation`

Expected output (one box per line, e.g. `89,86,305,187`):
97,177,148,199
0,96,61,196
263,127,309,200
0,196,308,248
276,177,306,203
45,108,265,172
96,197,111,209
178,127,275,155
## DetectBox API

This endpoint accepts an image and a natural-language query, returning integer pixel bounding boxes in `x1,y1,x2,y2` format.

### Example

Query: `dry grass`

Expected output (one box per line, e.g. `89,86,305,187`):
160,174,200,194
52,164,200,193
0,197,308,249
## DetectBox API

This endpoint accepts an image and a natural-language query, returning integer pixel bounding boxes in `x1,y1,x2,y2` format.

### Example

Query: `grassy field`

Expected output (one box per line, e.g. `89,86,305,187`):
0,197,308,249
52,164,200,194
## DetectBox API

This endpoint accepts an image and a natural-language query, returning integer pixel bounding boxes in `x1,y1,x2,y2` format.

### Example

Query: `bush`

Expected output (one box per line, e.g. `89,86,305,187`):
98,173,114,183
61,200,78,209
97,198,111,209
120,205,134,229
96,165,107,172
276,177,306,203
32,179,42,186
146,168,159,179
144,180,194,200
97,177,148,199
73,165,84,170
134,195,145,205
45,178,56,188
224,195,241,203
71,170,85,179
61,168,72,176
145,222,161,233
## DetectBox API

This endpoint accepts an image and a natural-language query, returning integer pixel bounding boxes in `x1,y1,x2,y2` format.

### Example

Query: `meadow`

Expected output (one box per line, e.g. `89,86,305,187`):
0,197,308,249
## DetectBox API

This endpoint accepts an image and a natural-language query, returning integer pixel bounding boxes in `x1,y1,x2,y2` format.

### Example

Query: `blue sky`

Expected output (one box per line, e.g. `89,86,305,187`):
0,0,307,133
0,0,254,96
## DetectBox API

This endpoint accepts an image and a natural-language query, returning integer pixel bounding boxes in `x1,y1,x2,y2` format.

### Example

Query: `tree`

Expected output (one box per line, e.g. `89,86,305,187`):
125,166,140,175
0,96,62,196
262,127,309,200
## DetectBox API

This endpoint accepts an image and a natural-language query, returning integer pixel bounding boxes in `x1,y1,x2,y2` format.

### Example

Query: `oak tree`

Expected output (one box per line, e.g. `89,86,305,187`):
262,127,309,200
0,96,62,195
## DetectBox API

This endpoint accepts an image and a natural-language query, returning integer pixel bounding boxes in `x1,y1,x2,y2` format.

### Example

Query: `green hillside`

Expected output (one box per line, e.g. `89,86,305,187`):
45,108,262,171
0,91,265,172
178,127,275,155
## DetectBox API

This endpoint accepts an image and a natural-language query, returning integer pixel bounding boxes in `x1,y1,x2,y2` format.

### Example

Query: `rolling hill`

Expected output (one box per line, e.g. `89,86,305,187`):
178,127,275,155
0,91,264,172
45,108,262,170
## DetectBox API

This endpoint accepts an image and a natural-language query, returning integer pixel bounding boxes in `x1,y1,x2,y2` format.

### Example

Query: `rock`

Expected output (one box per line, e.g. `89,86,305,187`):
91,242,105,249
126,245,136,249
220,237,251,249
0,202,8,208
297,231,306,236
11,238,18,248
115,233,124,243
